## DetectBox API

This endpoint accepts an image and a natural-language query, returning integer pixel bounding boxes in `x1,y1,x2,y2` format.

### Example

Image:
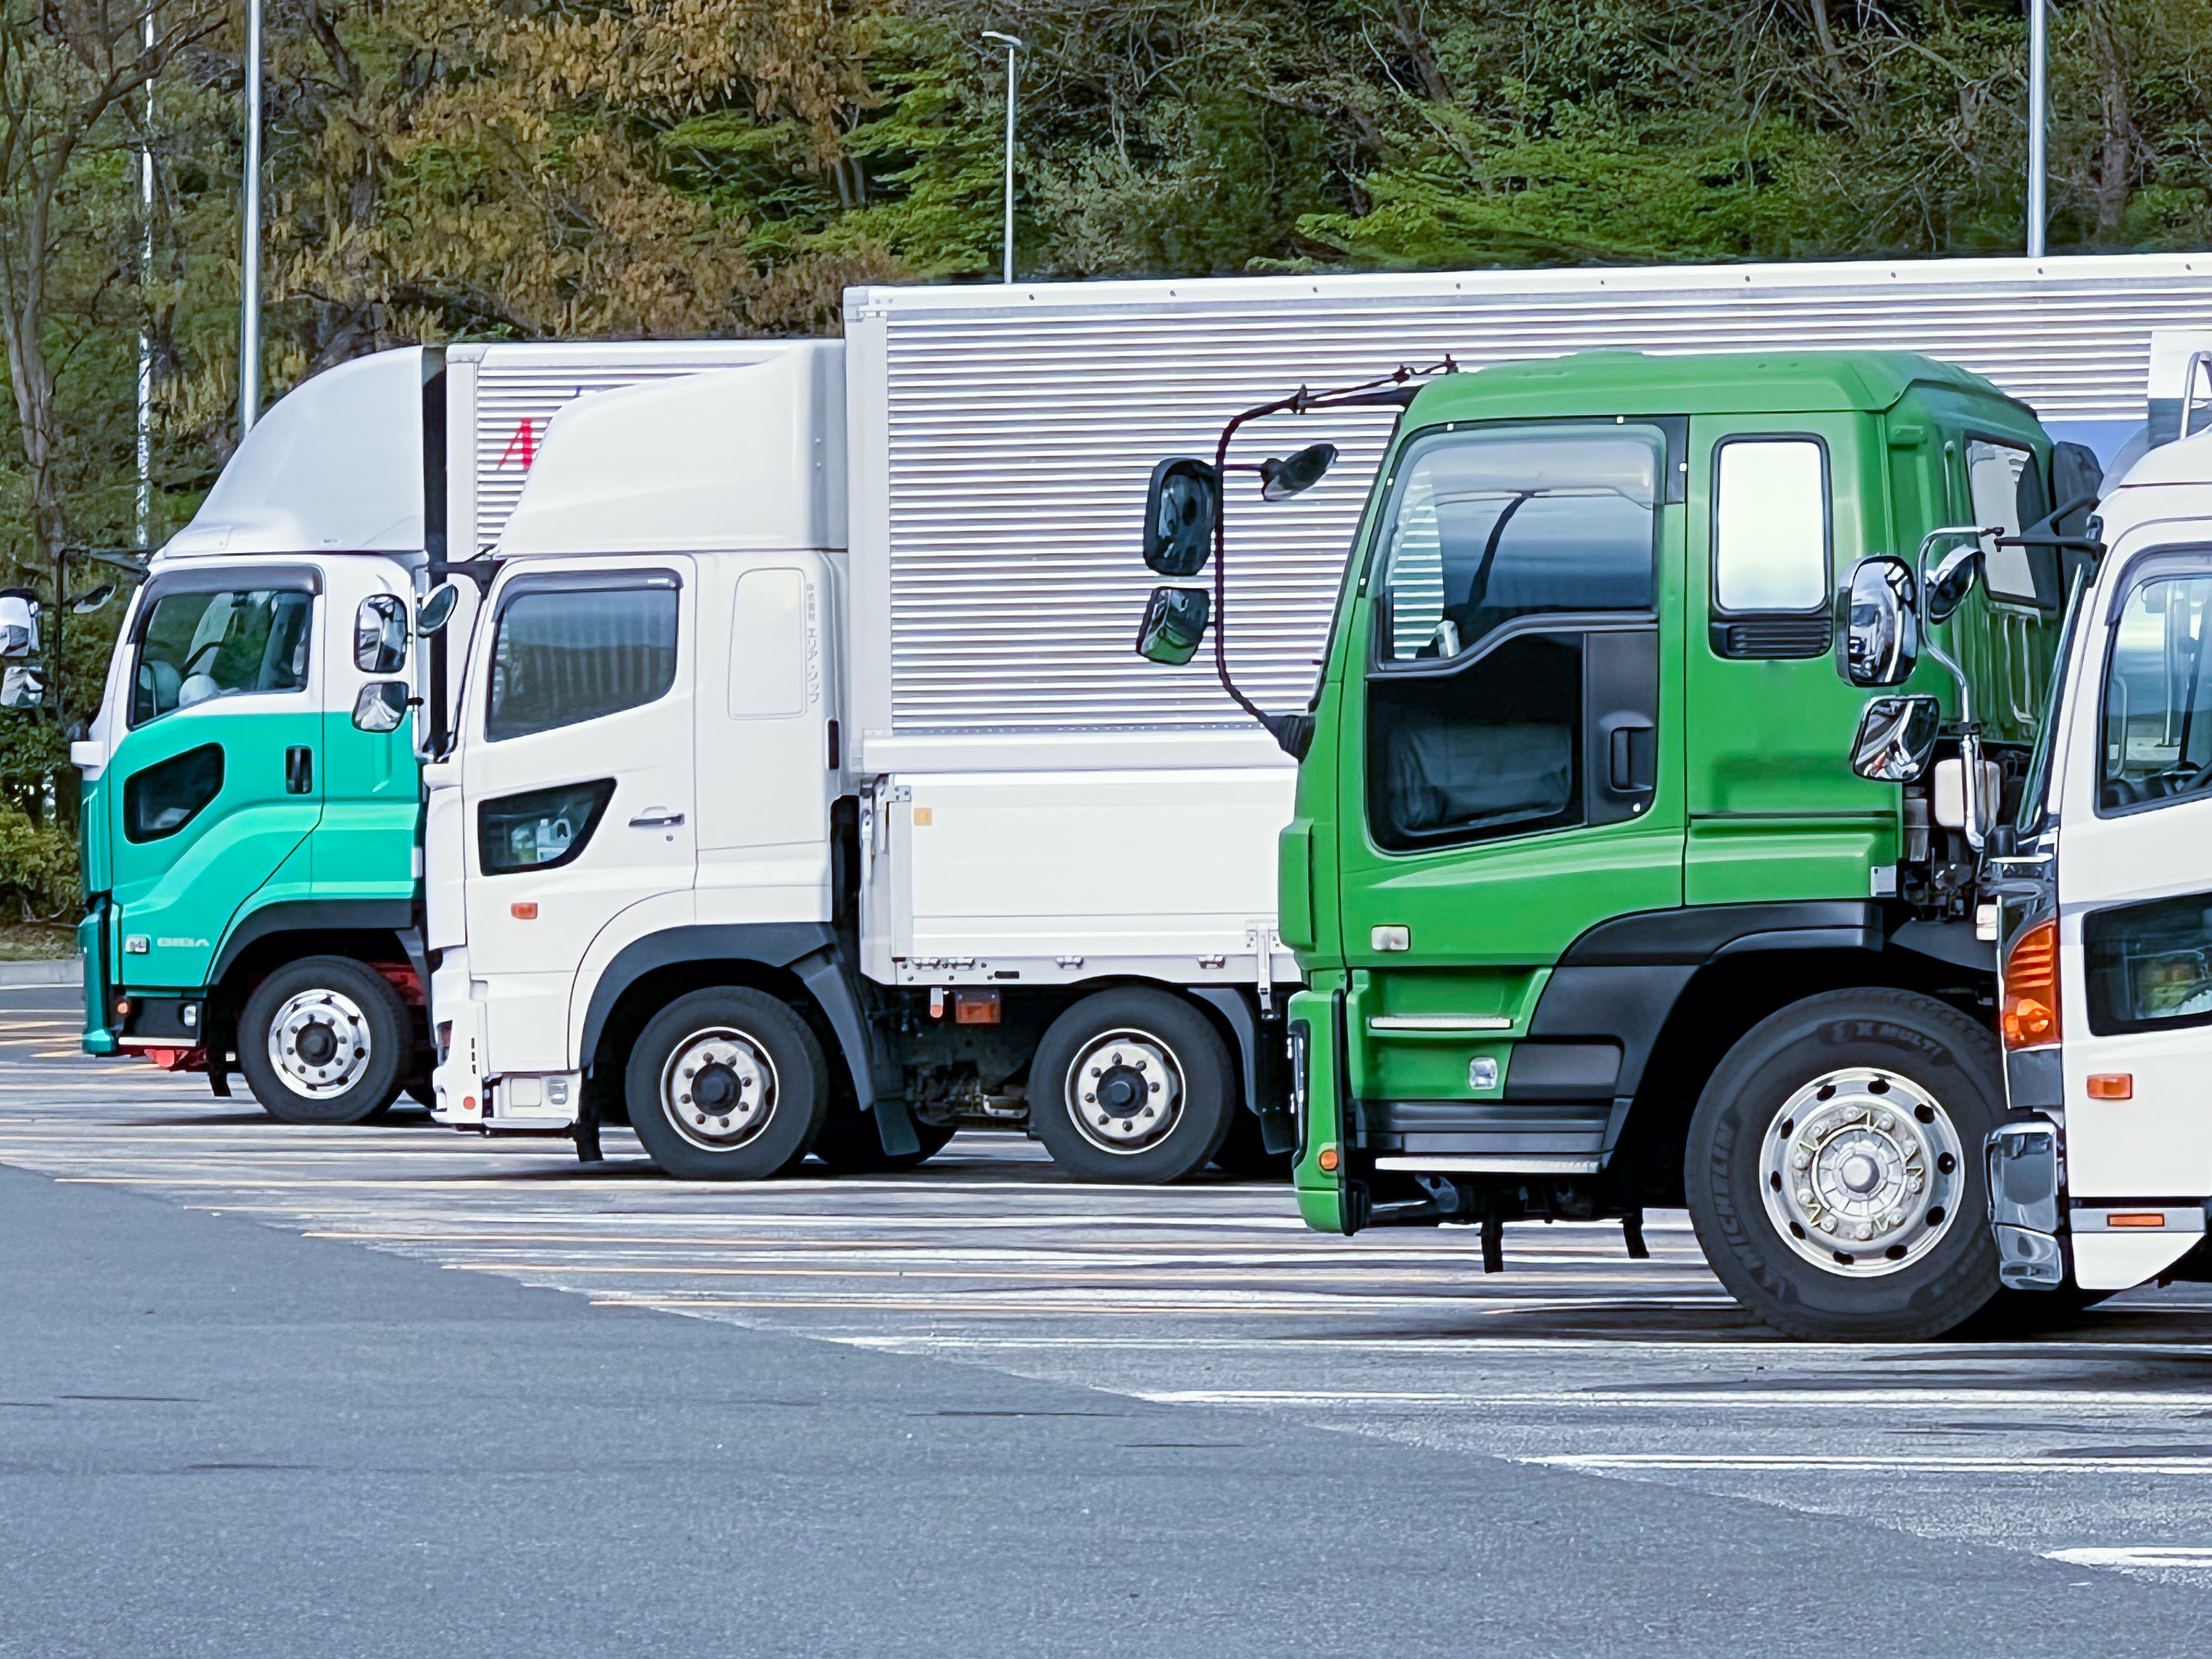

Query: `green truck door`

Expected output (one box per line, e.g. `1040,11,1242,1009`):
1684,415,1896,900
1333,418,1687,1150
105,569,325,993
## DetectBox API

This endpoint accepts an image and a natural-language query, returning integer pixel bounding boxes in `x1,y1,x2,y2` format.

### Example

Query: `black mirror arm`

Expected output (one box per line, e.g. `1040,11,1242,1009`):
1203,360,1456,756
1994,491,2104,555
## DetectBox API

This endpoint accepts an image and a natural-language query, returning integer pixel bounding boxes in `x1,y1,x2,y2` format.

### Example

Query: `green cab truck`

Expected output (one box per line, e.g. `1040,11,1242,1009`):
1141,347,2100,1339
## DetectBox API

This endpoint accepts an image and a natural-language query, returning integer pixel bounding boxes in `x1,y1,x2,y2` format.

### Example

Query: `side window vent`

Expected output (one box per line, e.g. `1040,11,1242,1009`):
1715,617,1832,660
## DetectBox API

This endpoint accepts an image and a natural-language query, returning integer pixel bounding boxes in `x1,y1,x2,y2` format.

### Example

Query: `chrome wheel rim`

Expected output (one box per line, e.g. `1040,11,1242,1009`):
268,989,374,1100
1760,1066,1966,1278
660,1027,777,1153
1064,1027,1184,1156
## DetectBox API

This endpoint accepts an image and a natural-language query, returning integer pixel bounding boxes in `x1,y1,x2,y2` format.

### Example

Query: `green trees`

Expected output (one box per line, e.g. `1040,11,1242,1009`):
3,0,2211,826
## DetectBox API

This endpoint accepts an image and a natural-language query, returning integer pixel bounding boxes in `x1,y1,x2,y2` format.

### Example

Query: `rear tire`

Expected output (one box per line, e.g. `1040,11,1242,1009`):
1685,987,2004,1341
625,989,827,1180
811,1098,956,1173
1029,989,1235,1183
236,957,409,1126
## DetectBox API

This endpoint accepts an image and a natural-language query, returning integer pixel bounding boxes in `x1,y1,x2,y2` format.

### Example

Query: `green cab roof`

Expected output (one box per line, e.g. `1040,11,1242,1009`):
1402,348,2032,424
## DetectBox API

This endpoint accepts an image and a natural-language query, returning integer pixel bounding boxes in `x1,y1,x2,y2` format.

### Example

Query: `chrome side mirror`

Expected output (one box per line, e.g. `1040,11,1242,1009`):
1134,586,1211,665
1848,694,1940,782
416,582,461,636
1142,459,1221,577
351,681,409,733
1840,556,1918,687
355,593,408,673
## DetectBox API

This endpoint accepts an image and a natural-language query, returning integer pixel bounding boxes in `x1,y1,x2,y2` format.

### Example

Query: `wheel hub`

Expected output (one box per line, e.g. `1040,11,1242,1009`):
267,990,374,1100
1760,1066,1964,1278
660,1029,776,1153
1064,1029,1183,1155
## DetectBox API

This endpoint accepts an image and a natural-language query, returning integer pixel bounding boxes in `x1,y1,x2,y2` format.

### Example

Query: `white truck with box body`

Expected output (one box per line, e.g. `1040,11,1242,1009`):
419,256,2212,1182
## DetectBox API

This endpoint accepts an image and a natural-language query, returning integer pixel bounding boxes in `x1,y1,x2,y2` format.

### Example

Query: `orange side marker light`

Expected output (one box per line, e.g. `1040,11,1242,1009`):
2086,1073,2133,1100
2108,1212,2165,1228
1317,1146,1340,1173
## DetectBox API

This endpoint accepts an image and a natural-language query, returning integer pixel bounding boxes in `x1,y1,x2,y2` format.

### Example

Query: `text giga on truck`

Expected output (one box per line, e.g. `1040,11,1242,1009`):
1984,357,2212,1301
72,341,795,1121
1135,346,2107,1340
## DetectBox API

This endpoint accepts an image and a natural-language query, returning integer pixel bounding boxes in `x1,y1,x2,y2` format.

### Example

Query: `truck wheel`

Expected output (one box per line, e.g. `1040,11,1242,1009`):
237,957,409,1126
1685,987,2004,1341
625,989,827,1180
1029,989,1235,1183
811,1098,957,1173
1212,1107,1291,1180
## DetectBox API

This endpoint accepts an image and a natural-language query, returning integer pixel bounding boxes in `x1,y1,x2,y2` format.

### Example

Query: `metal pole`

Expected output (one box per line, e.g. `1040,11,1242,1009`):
2027,0,2048,257
239,0,262,434
982,32,1023,284
137,6,154,544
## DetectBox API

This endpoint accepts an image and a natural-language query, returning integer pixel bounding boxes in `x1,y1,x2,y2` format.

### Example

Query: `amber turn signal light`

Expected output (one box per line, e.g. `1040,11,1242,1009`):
2086,1073,2133,1100
2108,1212,2165,1228
1317,1146,1340,1173
2001,919,2060,1050
511,901,538,920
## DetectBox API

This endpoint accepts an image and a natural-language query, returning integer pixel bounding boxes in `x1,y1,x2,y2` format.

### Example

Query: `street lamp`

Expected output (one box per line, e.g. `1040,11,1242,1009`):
981,30,1024,284
2027,0,2048,256
239,0,263,434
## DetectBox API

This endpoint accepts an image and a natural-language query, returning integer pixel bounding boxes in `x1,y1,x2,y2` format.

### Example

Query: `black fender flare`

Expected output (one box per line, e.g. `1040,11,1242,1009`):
578,924,917,1154
209,899,420,990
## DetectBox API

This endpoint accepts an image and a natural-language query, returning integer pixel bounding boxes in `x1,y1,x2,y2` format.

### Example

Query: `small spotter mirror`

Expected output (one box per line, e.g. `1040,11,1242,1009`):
1135,586,1211,666
355,593,409,673
1143,458,1221,577
352,681,409,733
416,582,461,636
1924,543,1982,625
64,583,114,615
1849,694,1940,783
1840,556,1918,688
1260,443,1339,502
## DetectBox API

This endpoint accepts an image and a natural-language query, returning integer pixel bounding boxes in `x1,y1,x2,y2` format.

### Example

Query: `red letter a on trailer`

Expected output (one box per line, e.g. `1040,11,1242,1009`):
497,419,537,470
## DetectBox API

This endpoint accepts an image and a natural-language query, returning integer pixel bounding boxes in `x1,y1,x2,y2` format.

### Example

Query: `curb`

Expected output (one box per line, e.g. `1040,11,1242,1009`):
0,957,80,988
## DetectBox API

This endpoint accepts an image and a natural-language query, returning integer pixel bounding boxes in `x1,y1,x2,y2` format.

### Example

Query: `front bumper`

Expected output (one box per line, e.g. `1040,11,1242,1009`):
1986,1116,2066,1290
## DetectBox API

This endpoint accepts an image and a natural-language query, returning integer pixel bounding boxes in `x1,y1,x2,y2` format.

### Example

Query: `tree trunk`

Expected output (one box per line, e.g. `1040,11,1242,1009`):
2084,0,2135,242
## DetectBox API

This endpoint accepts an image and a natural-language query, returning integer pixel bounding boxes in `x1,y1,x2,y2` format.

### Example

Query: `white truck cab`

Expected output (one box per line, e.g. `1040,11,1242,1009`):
1990,424,2212,1293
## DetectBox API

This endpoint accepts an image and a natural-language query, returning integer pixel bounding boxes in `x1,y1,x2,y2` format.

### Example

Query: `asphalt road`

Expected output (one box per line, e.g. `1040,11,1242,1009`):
3,985,2211,1655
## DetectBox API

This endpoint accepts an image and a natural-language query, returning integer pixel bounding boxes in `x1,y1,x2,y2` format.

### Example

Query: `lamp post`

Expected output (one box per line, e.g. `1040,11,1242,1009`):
239,0,262,434
2027,0,2048,257
981,30,1024,284
137,7,154,545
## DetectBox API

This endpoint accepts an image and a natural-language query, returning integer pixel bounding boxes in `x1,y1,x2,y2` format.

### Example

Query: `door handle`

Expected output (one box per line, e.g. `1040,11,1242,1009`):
628,810,685,829
285,746,313,794
1604,721,1655,794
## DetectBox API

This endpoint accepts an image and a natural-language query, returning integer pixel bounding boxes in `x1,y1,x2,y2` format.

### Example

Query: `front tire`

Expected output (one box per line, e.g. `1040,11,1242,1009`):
236,957,409,1125
1685,987,2004,1341
1029,989,1234,1183
625,989,827,1180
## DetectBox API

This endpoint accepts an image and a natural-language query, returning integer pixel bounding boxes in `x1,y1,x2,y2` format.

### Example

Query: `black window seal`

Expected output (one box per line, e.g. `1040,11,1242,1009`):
1707,430,1834,621
2091,544,2212,822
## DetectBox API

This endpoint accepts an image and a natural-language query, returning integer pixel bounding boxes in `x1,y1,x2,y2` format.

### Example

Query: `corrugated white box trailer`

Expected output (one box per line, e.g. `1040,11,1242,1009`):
431,252,2212,1183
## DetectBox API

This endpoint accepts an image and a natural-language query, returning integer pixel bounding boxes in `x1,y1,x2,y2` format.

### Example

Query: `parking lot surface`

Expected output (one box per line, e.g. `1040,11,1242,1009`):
4,986,2211,1652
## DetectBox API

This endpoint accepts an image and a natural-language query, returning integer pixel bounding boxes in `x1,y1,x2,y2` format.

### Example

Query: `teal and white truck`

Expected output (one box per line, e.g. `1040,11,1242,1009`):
72,341,786,1119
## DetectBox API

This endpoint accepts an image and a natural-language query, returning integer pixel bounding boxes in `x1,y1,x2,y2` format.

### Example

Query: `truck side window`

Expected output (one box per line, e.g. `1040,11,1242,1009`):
1712,437,1827,612
1966,437,2049,604
123,743,224,842
130,588,313,725
1373,423,1659,662
2084,890,2212,1035
1367,423,1662,852
2099,573,2212,813
486,578,678,741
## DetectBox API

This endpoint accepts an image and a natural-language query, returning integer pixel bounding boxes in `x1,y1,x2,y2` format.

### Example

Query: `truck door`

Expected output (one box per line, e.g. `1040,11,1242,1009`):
459,557,696,1071
2052,548,2212,1286
104,566,323,993
1684,416,1889,899
1335,418,1686,1163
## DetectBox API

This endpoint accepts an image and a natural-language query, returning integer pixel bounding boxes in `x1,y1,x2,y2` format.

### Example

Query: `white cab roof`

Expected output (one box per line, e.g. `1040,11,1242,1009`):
497,342,845,556
162,348,426,558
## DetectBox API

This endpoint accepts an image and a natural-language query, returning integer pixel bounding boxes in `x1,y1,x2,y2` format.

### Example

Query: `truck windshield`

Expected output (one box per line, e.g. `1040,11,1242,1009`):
2014,566,2089,837
1372,423,1662,662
